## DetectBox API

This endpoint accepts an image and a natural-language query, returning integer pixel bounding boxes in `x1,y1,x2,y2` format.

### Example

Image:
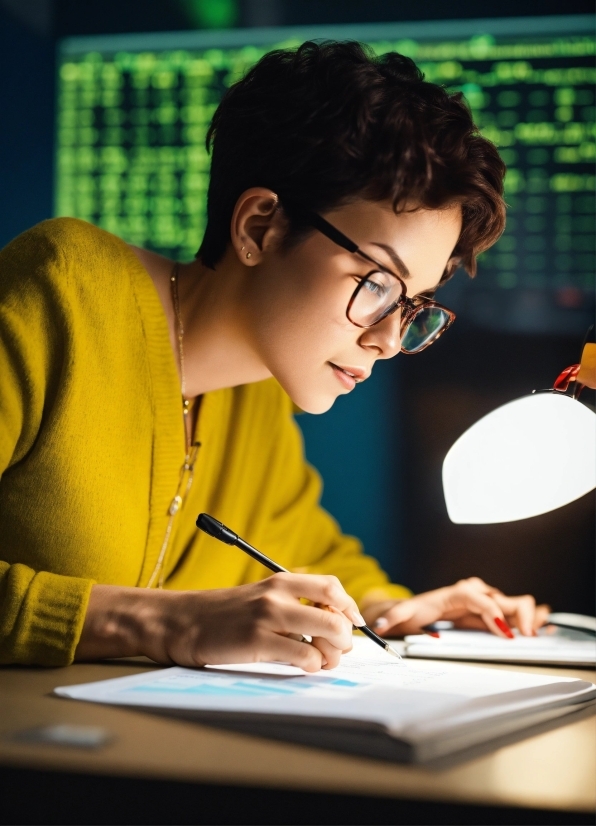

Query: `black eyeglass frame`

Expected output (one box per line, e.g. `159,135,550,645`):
297,208,456,354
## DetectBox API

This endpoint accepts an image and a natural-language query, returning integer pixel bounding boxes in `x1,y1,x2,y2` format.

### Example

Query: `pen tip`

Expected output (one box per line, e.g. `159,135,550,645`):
385,644,402,660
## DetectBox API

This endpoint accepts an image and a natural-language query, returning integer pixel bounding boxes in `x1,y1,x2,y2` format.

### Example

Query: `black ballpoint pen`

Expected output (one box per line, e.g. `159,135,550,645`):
196,512,401,660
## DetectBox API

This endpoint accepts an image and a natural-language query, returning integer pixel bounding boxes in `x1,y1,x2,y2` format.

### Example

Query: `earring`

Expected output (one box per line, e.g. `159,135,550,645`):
246,252,252,259
240,245,245,252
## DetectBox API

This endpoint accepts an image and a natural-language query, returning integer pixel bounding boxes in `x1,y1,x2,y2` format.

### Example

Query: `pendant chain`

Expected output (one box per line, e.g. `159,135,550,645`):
170,262,193,431
145,263,199,589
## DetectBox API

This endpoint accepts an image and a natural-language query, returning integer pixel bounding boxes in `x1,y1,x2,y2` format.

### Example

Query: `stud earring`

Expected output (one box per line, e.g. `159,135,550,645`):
240,245,245,251
246,252,252,259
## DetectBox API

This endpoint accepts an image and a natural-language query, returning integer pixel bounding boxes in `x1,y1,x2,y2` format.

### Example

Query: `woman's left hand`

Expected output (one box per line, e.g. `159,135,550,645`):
362,577,551,639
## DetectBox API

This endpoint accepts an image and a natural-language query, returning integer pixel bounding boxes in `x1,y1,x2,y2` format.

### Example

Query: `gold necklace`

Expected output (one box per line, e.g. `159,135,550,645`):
170,262,193,429
145,263,200,589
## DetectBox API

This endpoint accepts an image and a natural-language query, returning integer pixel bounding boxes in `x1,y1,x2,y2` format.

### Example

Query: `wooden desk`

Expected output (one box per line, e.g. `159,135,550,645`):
0,658,594,824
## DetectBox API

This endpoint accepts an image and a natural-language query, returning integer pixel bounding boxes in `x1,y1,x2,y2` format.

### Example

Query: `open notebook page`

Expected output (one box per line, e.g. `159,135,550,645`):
55,636,595,739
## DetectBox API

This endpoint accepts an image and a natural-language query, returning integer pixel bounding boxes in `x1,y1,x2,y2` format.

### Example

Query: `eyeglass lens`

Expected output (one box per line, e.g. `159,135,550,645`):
349,271,405,327
401,306,451,353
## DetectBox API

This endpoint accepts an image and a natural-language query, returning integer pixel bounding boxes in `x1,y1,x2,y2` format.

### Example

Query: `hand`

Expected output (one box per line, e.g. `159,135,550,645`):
362,577,551,639
76,574,363,672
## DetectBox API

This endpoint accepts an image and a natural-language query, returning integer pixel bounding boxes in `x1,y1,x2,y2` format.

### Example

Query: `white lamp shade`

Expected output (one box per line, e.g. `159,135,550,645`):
443,393,596,524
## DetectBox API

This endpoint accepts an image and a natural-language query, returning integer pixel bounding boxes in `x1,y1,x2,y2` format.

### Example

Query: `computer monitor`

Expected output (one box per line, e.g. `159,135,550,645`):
56,15,595,334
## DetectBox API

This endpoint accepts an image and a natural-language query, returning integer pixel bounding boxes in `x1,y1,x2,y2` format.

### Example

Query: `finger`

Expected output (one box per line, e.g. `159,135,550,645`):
312,637,344,670
370,598,428,636
262,632,324,672
534,604,551,631
326,605,356,652
461,576,492,591
457,578,508,601
493,593,536,636
264,599,353,651
453,614,492,630
268,573,364,627
455,586,514,638
377,586,515,639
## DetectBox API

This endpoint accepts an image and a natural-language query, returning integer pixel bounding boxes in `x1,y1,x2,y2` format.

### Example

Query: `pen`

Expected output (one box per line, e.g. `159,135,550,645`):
196,512,401,660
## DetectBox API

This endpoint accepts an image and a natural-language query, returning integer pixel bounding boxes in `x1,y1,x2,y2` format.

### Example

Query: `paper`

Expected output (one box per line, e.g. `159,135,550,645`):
405,628,596,666
122,668,367,700
54,636,596,764
55,637,592,724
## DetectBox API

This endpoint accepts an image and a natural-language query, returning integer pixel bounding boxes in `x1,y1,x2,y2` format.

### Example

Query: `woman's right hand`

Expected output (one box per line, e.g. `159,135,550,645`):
75,574,362,672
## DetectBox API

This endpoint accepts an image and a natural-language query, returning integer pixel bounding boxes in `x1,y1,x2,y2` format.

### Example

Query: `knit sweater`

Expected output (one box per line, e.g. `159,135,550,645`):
0,218,410,666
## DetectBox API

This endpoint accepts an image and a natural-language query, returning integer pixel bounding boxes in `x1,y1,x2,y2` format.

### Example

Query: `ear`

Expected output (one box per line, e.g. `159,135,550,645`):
230,188,285,266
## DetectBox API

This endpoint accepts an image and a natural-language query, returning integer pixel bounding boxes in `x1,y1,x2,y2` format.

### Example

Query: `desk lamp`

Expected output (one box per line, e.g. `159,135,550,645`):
443,336,596,524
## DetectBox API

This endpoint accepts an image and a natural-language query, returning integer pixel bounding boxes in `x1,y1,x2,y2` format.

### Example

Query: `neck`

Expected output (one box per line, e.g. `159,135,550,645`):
176,253,271,398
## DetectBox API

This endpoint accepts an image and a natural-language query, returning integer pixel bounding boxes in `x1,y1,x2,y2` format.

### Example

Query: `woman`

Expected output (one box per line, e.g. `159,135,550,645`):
0,42,549,671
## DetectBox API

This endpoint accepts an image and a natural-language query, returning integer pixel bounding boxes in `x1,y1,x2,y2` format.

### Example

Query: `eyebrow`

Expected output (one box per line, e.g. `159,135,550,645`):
370,243,411,279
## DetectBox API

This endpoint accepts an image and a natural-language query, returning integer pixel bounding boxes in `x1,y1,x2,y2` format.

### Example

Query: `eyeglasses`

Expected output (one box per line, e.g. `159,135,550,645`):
296,208,456,354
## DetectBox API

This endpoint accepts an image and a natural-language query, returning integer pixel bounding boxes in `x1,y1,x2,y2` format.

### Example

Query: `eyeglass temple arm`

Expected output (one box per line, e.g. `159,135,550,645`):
283,200,398,274
284,205,359,254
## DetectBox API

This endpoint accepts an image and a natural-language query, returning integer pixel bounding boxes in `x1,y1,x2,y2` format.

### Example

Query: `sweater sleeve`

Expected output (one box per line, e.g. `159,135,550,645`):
256,388,412,608
0,221,94,665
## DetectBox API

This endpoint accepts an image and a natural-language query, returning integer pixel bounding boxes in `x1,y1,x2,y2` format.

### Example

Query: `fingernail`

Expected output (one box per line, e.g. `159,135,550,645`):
494,617,514,639
373,617,389,630
347,608,366,627
426,631,440,638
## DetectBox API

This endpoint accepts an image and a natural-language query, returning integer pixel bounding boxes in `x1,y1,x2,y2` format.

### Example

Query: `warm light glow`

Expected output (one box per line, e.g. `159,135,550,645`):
443,394,596,524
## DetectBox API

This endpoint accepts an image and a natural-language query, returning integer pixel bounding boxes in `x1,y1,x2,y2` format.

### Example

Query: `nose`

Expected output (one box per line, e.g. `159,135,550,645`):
358,307,402,359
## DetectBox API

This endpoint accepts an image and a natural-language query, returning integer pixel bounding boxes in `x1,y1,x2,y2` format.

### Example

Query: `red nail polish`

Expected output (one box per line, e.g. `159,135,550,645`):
426,632,440,638
494,617,514,639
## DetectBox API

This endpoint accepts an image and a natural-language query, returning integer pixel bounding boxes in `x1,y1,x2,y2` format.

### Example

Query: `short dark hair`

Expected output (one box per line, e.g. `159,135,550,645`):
198,41,506,279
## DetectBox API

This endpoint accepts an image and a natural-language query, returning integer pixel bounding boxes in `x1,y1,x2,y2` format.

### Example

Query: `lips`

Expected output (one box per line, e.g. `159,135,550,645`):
329,363,369,390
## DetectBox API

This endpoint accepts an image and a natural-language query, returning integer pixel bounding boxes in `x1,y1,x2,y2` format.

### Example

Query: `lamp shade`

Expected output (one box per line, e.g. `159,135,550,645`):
443,393,596,524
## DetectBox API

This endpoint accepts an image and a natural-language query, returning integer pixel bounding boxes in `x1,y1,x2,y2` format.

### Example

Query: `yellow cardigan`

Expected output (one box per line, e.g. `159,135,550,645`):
0,218,411,666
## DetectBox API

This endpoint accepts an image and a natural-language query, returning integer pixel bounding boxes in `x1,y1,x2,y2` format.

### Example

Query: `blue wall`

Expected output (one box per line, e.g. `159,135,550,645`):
0,9,55,249
296,363,403,580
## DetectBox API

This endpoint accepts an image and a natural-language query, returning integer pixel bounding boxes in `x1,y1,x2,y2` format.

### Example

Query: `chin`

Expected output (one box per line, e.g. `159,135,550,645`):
274,369,342,415
291,390,338,415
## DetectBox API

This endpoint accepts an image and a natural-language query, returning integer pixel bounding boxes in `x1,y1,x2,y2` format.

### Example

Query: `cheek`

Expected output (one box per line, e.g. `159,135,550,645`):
260,294,344,369
249,264,356,410
253,257,346,353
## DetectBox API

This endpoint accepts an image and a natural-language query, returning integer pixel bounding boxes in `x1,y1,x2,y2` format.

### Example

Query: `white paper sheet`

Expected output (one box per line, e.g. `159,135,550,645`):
55,637,595,737
405,628,596,665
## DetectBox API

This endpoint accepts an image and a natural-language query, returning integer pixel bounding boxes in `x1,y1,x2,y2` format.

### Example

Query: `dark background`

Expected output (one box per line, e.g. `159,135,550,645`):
0,0,594,614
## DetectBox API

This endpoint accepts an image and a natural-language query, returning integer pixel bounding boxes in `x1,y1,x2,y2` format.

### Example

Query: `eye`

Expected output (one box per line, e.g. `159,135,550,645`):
361,271,391,297
363,280,385,297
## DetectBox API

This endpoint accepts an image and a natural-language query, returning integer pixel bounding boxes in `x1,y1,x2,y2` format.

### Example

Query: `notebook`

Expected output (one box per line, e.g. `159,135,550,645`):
55,636,596,764
405,619,596,667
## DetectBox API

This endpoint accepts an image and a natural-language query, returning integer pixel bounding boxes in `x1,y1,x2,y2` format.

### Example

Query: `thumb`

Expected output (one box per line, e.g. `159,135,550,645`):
372,599,418,633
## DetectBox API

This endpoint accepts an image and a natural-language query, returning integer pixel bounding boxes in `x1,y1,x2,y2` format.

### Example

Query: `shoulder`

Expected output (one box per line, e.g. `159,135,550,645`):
0,218,127,284
1,217,120,264
0,218,136,303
